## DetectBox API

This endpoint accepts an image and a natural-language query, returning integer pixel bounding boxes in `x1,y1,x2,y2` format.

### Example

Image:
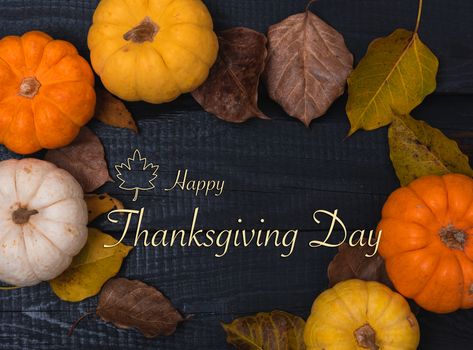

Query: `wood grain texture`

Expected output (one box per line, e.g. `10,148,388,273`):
0,94,471,349
0,1,471,349
0,0,471,93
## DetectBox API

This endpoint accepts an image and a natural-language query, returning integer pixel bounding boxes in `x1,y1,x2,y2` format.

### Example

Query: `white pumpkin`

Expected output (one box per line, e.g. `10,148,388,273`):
0,158,88,287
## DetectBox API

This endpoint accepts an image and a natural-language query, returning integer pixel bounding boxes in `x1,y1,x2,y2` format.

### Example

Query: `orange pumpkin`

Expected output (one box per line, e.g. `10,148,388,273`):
0,31,96,155
378,173,473,313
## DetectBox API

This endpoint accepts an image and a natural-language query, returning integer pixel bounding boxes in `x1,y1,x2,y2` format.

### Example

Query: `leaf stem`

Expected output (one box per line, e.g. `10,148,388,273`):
305,0,319,12
414,0,423,33
132,189,139,202
68,311,95,336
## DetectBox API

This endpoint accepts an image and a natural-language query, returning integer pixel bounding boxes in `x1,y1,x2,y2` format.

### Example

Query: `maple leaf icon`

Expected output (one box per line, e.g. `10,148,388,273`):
115,149,159,201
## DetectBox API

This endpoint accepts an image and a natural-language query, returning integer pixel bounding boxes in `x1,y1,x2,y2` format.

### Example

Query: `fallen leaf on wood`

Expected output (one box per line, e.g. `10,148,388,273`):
95,89,138,133
96,278,184,338
328,243,392,288
50,228,132,302
45,127,111,193
85,193,124,224
389,114,473,186
346,28,438,135
192,27,268,123
222,311,305,350
265,8,353,126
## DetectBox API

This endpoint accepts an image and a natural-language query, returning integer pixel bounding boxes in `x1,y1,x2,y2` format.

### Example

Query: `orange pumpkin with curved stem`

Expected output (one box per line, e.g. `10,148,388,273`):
378,173,473,313
0,31,96,155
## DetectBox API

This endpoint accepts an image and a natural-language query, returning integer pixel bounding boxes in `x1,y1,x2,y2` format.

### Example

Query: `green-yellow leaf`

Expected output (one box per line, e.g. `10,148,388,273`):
346,28,438,135
85,193,124,224
222,311,306,350
389,114,473,186
50,228,132,302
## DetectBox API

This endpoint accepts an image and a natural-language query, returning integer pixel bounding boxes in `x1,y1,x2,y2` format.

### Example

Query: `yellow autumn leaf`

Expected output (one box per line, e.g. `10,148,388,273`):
222,311,306,350
389,114,473,186
50,228,132,302
85,193,124,224
346,28,438,135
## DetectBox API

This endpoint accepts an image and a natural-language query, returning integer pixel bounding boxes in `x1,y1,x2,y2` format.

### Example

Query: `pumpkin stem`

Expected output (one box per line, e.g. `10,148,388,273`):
124,16,159,43
439,224,467,250
354,324,379,350
12,208,39,225
18,77,41,99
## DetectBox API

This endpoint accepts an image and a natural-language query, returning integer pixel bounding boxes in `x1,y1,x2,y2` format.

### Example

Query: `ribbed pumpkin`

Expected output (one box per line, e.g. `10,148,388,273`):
0,158,88,287
304,280,420,350
88,0,218,104
0,31,96,155
378,174,473,313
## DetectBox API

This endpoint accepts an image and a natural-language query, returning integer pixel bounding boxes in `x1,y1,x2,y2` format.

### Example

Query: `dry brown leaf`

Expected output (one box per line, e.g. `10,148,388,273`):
192,27,268,123
96,278,184,338
265,8,353,126
95,89,138,133
222,310,305,350
85,193,124,224
327,243,392,288
45,127,111,193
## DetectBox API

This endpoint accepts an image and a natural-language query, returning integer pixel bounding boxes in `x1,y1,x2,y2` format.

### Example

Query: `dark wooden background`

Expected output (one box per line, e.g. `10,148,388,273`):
0,0,472,349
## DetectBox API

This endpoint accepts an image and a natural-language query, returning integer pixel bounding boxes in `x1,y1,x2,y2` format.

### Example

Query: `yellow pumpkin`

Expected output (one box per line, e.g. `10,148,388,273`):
304,280,419,350
88,0,218,103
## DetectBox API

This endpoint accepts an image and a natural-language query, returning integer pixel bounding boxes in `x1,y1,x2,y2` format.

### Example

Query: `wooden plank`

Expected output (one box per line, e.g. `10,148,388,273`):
0,94,472,349
0,0,471,348
0,0,472,93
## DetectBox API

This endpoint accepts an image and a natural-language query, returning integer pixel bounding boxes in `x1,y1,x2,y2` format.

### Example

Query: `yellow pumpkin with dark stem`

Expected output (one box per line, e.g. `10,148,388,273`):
88,0,218,104
304,280,419,350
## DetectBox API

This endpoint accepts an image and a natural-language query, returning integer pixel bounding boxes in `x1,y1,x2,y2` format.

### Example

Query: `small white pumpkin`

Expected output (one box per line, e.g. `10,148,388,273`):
0,158,88,287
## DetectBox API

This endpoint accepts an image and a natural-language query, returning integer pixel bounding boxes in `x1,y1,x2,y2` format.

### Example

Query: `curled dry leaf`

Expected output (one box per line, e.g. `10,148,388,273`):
265,8,353,126
328,243,392,288
346,29,438,135
389,114,473,186
50,228,132,302
192,27,268,123
85,193,124,224
95,89,138,133
223,311,305,350
97,278,184,338
45,127,111,193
